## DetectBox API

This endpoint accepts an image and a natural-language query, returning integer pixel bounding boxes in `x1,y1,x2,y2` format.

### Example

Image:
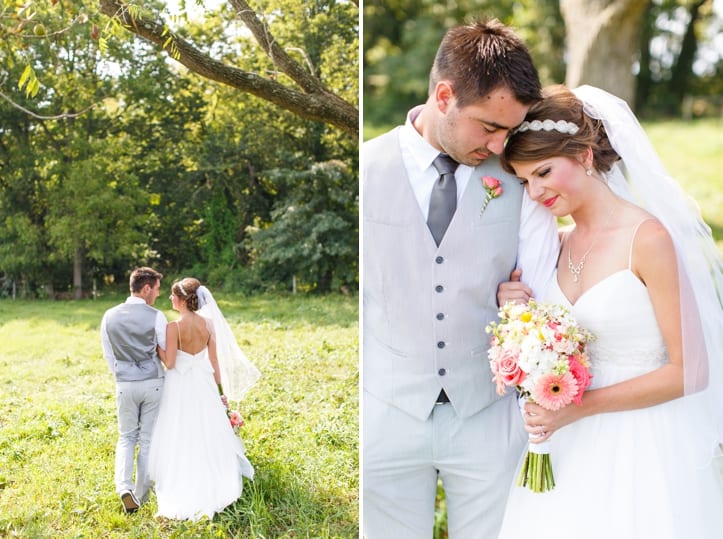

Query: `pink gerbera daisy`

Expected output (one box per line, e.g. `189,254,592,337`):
533,372,578,411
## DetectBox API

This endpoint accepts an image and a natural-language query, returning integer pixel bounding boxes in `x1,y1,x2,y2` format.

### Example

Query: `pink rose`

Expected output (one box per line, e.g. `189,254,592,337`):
493,350,526,394
482,176,501,190
480,176,504,214
568,354,592,404
228,410,244,427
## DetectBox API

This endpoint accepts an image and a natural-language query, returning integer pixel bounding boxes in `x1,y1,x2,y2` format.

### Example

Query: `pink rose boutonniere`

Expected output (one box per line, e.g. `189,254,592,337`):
481,176,503,215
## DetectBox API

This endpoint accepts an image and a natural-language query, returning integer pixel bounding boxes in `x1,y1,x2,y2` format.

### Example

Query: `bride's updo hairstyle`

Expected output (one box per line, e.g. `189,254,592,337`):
172,277,201,312
502,84,620,174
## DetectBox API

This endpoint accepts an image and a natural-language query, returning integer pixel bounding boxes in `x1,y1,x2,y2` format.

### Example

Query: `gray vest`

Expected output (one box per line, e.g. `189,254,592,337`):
363,128,523,420
105,302,164,382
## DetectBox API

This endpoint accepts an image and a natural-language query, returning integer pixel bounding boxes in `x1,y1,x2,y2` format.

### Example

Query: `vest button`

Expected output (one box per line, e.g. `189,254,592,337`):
437,341,445,349
436,313,445,320
435,285,444,293
438,368,447,376
435,256,444,264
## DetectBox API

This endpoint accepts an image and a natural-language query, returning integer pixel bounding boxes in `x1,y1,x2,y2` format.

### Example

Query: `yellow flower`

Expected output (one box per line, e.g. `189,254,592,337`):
520,312,532,323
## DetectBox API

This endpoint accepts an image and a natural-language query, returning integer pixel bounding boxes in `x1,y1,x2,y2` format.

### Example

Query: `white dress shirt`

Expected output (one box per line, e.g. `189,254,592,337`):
399,108,560,298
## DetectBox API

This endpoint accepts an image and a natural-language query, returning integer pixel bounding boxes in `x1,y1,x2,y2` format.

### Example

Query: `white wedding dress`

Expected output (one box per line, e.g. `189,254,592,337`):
498,268,723,538
149,347,254,521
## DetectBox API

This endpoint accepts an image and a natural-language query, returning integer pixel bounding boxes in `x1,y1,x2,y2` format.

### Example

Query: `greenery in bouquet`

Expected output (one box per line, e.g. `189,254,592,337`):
486,300,595,492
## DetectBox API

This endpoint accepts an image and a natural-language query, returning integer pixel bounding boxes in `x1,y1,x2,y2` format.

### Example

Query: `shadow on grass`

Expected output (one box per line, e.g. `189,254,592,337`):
217,453,359,538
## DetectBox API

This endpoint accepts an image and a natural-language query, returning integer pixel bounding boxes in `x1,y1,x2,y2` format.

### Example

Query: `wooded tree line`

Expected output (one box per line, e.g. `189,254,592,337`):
363,0,722,128
0,0,358,298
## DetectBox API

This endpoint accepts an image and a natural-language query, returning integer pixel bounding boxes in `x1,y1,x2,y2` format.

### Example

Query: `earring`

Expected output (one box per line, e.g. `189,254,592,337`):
586,168,593,176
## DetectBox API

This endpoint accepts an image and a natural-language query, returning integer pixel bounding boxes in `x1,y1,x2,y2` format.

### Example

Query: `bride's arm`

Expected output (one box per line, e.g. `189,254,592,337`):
163,322,178,369
525,220,685,438
205,319,228,407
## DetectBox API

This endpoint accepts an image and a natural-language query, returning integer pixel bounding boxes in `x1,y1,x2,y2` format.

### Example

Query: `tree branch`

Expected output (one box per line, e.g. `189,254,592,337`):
97,0,358,138
228,0,322,93
0,87,99,120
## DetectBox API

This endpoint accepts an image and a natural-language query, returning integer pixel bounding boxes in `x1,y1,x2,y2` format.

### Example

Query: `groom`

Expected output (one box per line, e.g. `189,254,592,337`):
362,19,559,538
100,267,167,514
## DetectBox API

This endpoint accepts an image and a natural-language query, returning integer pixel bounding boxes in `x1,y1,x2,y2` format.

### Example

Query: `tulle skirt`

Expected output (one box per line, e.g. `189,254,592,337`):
148,351,254,521
498,365,723,539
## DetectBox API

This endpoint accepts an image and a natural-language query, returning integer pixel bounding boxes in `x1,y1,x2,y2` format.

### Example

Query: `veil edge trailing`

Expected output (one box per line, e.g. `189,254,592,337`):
197,285,261,401
572,85,723,454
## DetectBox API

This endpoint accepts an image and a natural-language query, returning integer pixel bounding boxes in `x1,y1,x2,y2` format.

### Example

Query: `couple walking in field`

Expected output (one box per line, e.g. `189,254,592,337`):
362,18,723,539
100,267,260,520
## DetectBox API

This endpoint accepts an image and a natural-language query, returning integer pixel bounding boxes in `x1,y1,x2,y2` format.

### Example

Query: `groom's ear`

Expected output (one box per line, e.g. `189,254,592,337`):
435,81,454,113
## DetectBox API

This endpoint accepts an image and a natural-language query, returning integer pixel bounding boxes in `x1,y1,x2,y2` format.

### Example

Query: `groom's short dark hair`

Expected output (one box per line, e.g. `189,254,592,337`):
129,267,163,293
429,18,542,108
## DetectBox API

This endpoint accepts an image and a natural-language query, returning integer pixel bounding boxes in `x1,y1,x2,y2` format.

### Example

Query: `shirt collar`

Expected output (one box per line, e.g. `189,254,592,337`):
400,105,444,173
125,296,147,305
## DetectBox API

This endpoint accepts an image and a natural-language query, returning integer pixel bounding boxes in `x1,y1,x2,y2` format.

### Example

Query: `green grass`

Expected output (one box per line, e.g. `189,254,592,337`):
364,117,723,247
0,292,358,538
643,118,723,247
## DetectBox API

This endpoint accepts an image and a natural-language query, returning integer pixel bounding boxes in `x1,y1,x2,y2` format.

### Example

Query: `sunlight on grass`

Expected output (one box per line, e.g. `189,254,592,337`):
0,293,358,538
644,118,723,248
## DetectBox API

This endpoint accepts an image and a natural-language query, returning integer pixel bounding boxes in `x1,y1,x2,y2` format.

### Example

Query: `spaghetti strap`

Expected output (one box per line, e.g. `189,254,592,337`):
628,218,657,269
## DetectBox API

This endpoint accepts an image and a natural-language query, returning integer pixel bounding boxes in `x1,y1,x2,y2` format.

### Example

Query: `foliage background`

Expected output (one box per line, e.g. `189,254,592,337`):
0,0,359,298
363,0,723,125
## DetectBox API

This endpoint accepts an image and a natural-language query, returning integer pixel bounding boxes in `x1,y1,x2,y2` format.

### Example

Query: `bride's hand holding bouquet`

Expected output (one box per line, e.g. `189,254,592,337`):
486,300,594,492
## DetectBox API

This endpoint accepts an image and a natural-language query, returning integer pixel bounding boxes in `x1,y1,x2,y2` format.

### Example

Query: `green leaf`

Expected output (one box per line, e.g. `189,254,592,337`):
18,65,40,98
17,64,31,90
27,76,40,98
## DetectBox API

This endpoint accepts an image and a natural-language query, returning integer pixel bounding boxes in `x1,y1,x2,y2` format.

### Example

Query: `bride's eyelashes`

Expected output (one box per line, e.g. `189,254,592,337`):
537,167,551,178
517,166,551,186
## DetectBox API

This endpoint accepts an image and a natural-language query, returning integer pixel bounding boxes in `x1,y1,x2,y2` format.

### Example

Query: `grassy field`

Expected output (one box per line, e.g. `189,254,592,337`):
364,117,723,247
0,292,358,538
644,118,723,247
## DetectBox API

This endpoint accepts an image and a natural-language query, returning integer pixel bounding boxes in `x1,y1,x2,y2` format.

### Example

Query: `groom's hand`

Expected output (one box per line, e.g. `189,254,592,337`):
497,268,533,306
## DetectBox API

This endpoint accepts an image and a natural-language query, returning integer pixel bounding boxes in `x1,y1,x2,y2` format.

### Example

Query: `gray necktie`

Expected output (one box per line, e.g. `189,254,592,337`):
427,154,459,246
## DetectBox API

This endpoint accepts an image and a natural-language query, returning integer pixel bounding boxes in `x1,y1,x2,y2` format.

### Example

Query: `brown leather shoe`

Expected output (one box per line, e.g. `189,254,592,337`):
120,490,140,514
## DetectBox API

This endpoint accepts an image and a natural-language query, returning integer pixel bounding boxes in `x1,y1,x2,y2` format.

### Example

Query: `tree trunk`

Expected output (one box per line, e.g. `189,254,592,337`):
635,4,655,113
73,247,83,300
561,0,650,107
669,0,708,113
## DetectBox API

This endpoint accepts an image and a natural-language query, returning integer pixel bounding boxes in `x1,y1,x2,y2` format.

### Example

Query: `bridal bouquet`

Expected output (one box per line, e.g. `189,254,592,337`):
486,300,594,492
227,409,244,435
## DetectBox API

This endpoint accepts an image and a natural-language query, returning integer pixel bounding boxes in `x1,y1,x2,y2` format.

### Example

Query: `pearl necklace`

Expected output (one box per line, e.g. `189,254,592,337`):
567,206,616,283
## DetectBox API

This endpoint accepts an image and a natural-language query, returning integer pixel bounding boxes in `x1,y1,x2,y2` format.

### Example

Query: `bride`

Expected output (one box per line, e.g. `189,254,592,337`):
149,277,260,520
497,85,723,538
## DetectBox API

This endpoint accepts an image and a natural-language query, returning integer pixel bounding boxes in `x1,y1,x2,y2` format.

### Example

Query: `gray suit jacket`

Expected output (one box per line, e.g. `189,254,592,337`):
363,127,523,421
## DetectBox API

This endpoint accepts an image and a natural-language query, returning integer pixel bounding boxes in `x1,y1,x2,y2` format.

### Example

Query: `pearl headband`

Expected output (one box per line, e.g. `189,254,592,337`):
513,119,579,135
178,283,187,297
